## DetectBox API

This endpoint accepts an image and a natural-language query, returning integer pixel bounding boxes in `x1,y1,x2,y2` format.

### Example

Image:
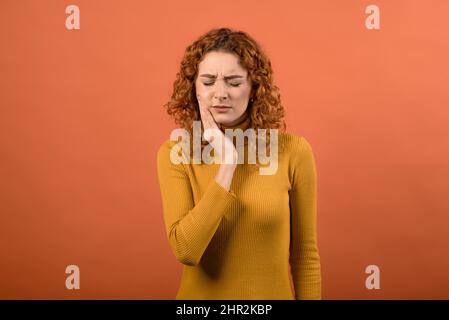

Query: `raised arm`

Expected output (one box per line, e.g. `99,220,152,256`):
289,136,322,299
156,141,237,266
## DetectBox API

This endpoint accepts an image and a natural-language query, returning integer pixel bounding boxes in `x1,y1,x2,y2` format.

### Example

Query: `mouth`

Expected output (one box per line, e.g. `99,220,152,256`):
212,105,232,111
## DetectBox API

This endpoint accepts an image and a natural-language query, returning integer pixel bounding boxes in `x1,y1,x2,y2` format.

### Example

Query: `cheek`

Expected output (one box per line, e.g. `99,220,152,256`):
195,85,212,98
233,93,250,111
233,88,251,102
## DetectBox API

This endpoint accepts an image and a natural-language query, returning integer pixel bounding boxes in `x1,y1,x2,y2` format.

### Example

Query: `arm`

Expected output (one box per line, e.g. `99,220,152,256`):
289,136,322,299
214,163,237,191
156,141,238,266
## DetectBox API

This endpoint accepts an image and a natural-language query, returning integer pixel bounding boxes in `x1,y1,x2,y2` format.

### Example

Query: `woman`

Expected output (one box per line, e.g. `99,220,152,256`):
157,27,321,300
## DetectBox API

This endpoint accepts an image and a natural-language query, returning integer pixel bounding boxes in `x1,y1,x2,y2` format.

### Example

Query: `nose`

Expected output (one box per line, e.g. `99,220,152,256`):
213,79,228,101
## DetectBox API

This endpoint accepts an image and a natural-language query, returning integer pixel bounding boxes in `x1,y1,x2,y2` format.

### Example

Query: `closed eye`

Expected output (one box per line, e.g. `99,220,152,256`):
203,82,241,87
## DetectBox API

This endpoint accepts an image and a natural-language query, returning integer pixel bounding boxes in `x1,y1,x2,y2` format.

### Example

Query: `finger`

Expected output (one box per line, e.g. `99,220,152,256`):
197,98,217,129
198,99,208,124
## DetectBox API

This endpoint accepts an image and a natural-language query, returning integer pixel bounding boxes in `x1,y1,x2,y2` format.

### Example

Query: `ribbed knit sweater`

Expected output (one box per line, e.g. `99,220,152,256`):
156,116,321,300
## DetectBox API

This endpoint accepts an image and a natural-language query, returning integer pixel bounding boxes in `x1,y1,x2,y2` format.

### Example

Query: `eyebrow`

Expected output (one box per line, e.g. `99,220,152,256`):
199,74,245,80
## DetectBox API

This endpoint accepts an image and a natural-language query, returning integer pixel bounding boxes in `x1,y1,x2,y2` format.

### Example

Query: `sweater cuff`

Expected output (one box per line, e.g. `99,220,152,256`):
196,179,237,222
207,179,237,207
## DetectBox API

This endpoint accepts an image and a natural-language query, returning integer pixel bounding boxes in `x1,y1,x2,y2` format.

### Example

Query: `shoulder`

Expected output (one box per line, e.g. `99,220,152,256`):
157,139,173,161
157,139,177,155
280,133,317,183
278,132,314,155
279,132,302,146
157,138,191,171
156,139,180,167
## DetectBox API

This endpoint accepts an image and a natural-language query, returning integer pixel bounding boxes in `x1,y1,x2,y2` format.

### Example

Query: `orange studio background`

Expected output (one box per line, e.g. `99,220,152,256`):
1,0,448,299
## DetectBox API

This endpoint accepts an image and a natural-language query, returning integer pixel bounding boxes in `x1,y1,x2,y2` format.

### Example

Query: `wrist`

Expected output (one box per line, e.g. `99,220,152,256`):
219,163,237,171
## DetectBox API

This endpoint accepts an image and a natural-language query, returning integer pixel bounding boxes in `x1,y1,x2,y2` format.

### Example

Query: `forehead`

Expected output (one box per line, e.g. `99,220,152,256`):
198,51,247,76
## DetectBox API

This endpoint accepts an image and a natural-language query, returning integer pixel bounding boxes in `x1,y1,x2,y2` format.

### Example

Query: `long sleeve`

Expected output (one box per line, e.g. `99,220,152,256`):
156,140,237,266
288,136,322,300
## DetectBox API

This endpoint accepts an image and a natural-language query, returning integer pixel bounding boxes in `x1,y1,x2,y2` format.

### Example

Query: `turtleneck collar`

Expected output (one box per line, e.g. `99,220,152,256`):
218,113,252,148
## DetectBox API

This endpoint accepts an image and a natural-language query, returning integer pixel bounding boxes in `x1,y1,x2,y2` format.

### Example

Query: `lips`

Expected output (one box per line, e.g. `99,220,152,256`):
212,105,231,113
212,105,231,110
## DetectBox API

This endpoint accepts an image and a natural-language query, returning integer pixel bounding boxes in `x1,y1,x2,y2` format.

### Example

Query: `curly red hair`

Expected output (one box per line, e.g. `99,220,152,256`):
163,27,287,165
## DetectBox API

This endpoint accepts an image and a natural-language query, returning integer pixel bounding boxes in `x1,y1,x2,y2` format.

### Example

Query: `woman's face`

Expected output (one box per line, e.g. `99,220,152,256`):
195,51,252,126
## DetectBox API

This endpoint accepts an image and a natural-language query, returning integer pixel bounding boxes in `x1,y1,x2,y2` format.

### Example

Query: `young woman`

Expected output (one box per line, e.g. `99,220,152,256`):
157,27,321,300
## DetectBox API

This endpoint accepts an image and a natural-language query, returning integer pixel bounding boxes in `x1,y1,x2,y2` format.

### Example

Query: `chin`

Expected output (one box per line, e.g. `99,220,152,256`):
212,114,234,122
215,117,236,126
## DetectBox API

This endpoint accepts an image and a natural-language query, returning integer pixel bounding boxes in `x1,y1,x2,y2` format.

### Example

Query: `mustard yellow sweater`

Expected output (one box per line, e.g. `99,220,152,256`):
156,118,321,300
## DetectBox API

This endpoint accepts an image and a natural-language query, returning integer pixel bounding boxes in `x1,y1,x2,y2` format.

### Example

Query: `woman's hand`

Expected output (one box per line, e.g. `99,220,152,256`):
197,99,238,165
